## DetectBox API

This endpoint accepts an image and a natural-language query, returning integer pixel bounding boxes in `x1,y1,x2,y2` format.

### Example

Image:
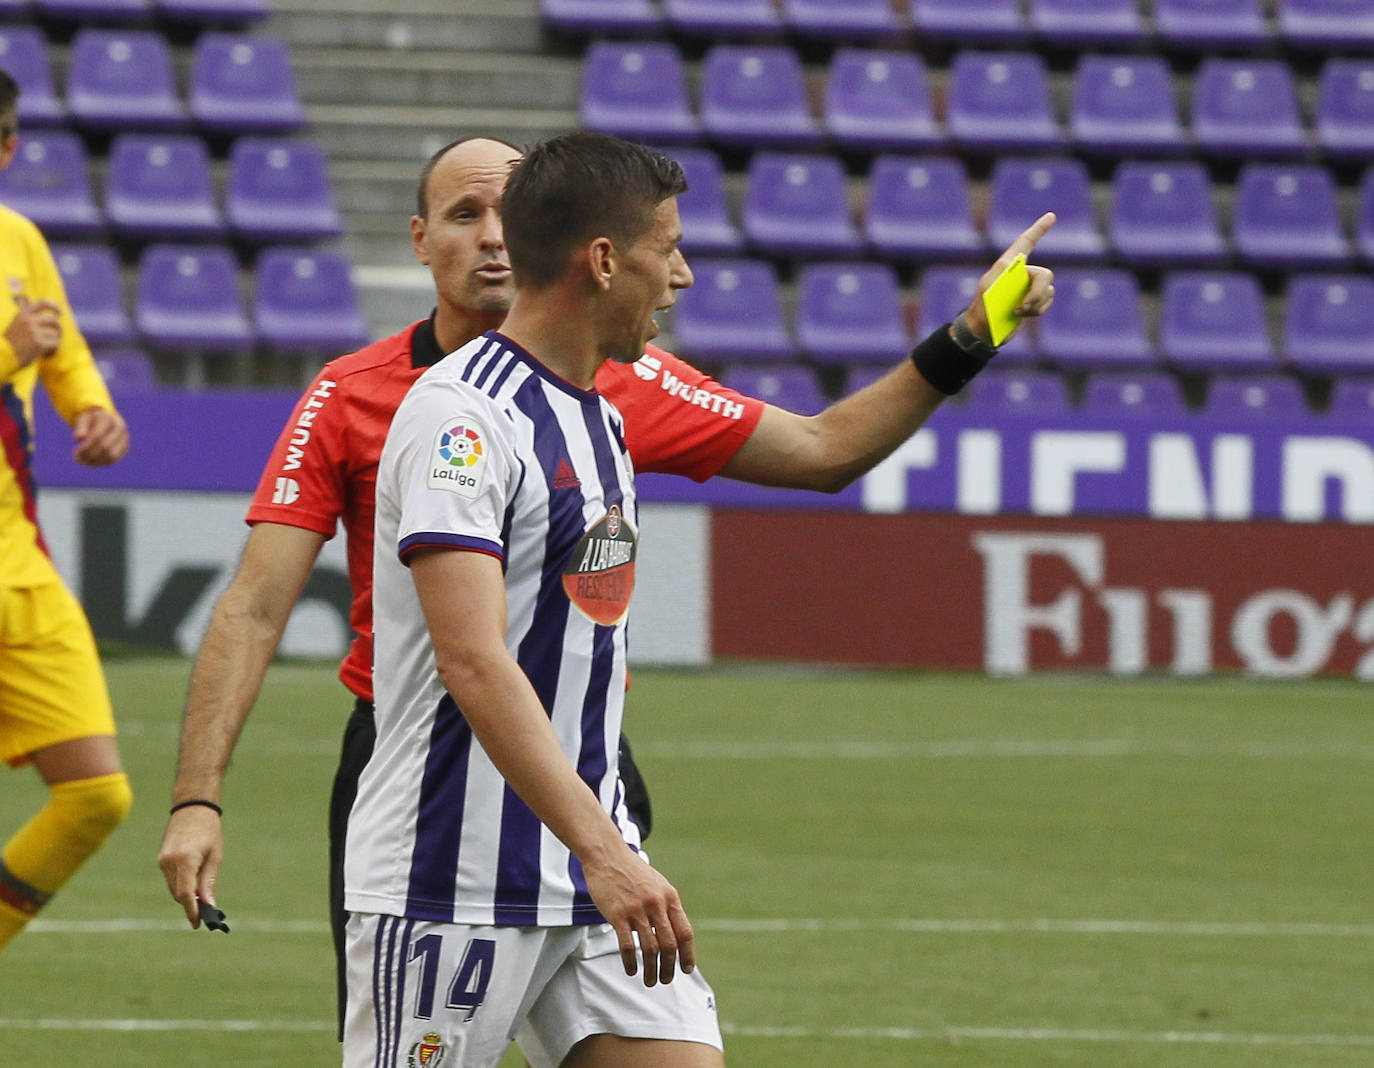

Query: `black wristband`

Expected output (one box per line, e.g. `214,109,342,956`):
910,320,996,396
169,799,222,817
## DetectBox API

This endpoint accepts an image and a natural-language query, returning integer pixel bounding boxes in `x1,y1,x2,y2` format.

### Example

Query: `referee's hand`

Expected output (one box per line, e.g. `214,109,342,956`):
158,807,223,929
963,211,1058,345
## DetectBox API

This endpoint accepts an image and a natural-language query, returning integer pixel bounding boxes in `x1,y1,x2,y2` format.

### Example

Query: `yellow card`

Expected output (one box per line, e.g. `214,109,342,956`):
981,253,1030,347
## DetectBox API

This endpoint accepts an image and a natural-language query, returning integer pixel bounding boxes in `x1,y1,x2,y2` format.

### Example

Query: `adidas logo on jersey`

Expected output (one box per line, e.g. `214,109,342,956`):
552,457,581,490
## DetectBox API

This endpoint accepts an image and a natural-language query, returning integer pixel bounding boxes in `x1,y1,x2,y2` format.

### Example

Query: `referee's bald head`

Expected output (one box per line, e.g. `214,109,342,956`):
416,136,522,219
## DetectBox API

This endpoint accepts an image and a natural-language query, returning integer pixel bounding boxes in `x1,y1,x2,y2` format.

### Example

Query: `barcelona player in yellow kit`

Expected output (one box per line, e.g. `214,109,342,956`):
0,69,132,954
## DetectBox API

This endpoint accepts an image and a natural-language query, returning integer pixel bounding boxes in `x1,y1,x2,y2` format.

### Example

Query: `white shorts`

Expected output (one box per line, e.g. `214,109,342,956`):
343,913,721,1068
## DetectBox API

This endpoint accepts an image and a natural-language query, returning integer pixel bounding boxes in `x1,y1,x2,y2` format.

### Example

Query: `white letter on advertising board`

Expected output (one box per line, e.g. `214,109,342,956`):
862,429,938,513
973,533,1104,674
1281,437,1374,522
1031,432,1126,515
1149,434,1253,520
957,430,1002,514
1231,590,1354,677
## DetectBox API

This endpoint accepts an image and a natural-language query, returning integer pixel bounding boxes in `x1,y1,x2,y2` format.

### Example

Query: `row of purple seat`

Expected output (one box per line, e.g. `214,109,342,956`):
670,149,1374,271
666,260,1374,377
0,0,267,22
545,0,1374,51
0,130,340,242
730,365,1374,421
584,42,1374,159
0,26,303,133
58,243,368,354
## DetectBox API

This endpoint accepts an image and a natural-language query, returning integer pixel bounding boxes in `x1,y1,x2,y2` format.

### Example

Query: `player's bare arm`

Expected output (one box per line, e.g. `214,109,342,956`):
158,522,327,926
5,295,61,367
410,546,695,988
719,212,1058,494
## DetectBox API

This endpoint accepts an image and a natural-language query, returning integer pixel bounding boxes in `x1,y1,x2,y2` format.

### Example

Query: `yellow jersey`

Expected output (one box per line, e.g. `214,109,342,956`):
0,202,114,587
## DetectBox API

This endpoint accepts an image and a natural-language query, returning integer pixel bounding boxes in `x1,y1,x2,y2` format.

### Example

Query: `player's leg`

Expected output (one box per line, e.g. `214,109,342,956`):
329,697,377,1040
0,585,131,953
516,924,723,1068
342,914,579,1068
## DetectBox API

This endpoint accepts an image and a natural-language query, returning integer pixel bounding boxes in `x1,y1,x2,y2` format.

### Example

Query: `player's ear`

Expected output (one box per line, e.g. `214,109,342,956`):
585,237,615,292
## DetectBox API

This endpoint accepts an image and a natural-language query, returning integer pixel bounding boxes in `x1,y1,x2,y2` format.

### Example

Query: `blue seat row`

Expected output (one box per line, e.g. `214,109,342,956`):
545,0,1374,50
669,148,1374,272
0,130,341,243
0,0,267,22
667,260,1374,377
583,43,1374,160
0,25,303,134
56,242,369,355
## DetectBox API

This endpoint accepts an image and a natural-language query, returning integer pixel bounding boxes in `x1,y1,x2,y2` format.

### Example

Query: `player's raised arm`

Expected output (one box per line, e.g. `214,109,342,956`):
719,212,1058,494
157,522,326,927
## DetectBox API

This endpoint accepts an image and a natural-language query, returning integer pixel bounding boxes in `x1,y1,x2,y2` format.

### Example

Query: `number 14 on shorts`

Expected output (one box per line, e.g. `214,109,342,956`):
409,933,496,1022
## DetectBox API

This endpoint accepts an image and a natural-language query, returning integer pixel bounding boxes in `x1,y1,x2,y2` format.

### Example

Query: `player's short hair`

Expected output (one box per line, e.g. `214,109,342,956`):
0,68,20,136
501,132,686,290
415,135,522,219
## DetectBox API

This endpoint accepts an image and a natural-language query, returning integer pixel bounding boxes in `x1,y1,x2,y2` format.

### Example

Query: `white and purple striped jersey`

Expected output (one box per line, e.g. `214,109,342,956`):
346,331,644,928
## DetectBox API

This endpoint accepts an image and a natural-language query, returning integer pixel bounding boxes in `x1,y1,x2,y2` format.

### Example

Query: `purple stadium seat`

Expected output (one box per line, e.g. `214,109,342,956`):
580,41,698,145
946,52,1065,153
664,148,741,255
1358,167,1374,263
1328,377,1374,418
0,27,64,127
53,244,133,346
742,152,861,259
92,348,157,391
1036,269,1154,370
227,138,342,244
1158,272,1276,373
783,0,900,38
0,0,29,14
1108,162,1226,267
254,247,370,354
157,0,271,21
1081,372,1186,417
1278,0,1374,48
795,262,911,365
719,365,826,415
1316,60,1374,159
36,0,149,20
700,46,821,149
191,34,307,135
1205,374,1307,418
669,258,794,363
987,157,1104,263
1282,274,1374,375
1232,164,1350,269
66,30,187,131
1071,55,1186,157
917,266,1035,363
824,50,940,152
136,244,253,351
540,0,662,35
1153,0,1270,49
1192,59,1306,158
106,134,225,240
1028,0,1147,46
965,369,1070,413
864,155,983,261
0,131,102,238
909,0,1028,43
663,0,781,36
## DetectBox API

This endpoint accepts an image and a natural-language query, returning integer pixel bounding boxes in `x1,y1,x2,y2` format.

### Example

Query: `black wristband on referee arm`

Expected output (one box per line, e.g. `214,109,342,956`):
910,313,999,396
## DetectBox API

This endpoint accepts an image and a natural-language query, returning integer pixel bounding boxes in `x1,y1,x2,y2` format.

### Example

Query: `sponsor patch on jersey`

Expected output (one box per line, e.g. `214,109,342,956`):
428,418,487,498
632,352,661,381
408,1032,446,1067
562,503,637,625
271,476,299,505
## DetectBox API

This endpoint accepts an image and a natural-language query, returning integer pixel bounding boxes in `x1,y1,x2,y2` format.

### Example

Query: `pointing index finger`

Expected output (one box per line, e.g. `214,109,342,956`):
1003,211,1057,264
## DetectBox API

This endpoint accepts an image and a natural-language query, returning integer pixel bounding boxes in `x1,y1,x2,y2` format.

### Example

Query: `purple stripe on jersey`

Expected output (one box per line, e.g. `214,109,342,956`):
398,531,504,563
472,349,510,392
485,352,519,399
462,336,498,380
371,918,385,1068
491,374,586,925
405,696,474,920
569,621,616,920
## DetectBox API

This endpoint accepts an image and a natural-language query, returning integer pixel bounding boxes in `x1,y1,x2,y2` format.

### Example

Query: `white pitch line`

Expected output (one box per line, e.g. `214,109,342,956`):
28,917,1374,937
4,1018,1372,1049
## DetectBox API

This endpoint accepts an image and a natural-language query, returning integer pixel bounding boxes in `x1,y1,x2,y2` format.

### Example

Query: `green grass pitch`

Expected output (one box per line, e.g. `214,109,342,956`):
2,657,1371,1066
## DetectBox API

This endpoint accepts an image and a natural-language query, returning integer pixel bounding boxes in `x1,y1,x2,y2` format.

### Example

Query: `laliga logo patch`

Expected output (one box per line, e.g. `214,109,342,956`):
562,503,637,626
428,419,487,498
408,1032,446,1066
